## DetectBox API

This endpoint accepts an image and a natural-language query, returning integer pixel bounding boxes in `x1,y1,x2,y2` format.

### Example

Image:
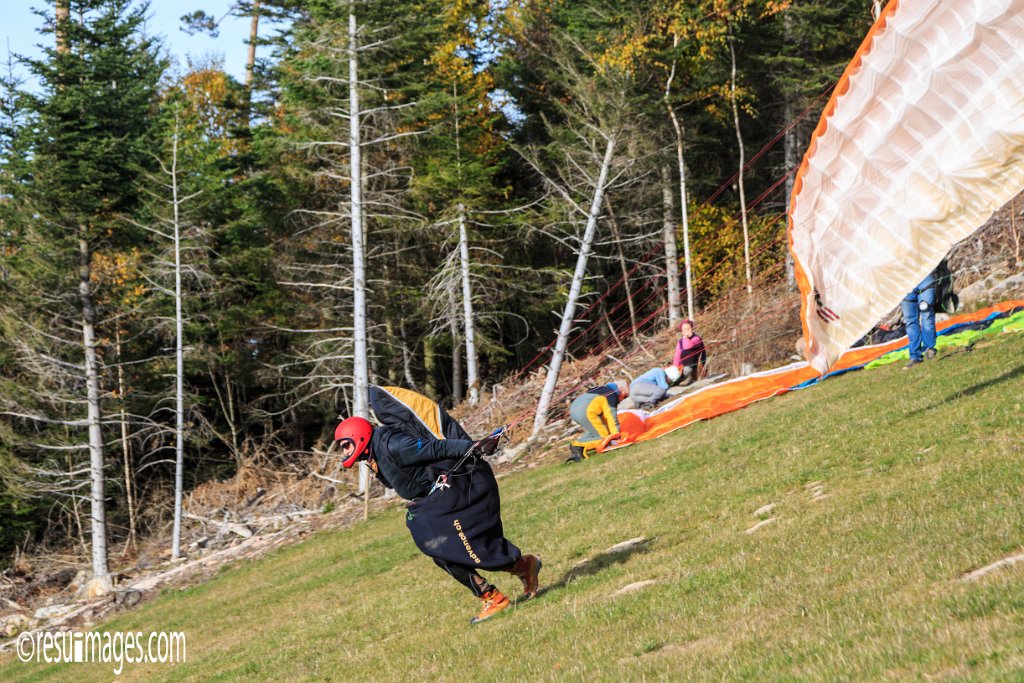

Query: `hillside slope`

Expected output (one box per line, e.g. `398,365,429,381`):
4,332,1024,681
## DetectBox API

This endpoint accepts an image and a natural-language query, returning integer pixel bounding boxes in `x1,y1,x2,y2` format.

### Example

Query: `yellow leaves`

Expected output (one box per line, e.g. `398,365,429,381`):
182,67,230,106
763,1,792,17
90,249,146,308
502,1,528,37
597,34,654,77
173,66,245,158
429,40,475,83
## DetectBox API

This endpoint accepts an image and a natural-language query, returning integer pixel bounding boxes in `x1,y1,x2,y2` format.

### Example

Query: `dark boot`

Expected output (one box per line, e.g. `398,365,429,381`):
510,554,542,600
566,444,585,463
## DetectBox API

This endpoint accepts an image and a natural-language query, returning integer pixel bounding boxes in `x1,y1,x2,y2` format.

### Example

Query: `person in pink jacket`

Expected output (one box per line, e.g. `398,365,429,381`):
672,319,706,385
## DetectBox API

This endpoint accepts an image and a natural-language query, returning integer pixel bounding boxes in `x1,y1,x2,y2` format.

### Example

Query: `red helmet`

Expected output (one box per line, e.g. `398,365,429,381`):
334,416,373,468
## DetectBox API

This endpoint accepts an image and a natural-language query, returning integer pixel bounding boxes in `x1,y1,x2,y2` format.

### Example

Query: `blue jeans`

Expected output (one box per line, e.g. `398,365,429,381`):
901,272,936,361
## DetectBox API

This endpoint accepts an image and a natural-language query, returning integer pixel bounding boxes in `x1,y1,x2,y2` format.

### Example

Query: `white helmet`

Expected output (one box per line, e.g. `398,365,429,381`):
664,366,681,384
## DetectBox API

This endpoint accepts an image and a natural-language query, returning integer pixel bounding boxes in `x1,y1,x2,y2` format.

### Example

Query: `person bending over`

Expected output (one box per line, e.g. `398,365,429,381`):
566,381,629,463
629,366,681,410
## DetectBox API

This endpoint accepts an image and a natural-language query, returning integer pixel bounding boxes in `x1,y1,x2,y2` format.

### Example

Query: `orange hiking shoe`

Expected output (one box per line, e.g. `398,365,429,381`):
512,554,543,600
470,589,511,625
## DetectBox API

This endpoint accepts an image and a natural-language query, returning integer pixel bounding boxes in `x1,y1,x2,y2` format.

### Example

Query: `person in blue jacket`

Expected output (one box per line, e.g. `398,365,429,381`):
629,365,682,410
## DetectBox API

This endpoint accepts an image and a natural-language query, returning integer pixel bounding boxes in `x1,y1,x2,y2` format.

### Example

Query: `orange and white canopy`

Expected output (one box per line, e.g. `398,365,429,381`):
788,0,1024,373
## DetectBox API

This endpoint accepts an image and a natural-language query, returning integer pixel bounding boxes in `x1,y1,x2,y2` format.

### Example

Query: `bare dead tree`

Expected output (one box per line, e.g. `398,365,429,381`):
273,4,426,494
663,34,692,322
729,36,753,297
515,35,639,436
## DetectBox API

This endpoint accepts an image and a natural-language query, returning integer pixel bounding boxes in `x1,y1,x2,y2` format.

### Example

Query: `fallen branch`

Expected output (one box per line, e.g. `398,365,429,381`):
183,512,253,539
960,550,1024,582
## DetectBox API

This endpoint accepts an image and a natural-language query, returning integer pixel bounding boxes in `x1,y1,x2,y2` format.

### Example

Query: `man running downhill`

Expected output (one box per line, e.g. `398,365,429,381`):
332,387,541,624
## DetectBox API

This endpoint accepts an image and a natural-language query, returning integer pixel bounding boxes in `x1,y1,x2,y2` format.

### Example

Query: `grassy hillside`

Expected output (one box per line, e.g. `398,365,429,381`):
5,332,1024,681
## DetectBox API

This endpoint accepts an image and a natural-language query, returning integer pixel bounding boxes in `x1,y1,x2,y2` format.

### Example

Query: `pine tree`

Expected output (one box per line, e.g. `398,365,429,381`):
1,0,165,591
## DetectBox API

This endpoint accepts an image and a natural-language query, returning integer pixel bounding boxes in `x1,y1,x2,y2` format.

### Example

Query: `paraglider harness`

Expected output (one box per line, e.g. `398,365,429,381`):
367,385,510,496
367,386,521,570
427,425,511,495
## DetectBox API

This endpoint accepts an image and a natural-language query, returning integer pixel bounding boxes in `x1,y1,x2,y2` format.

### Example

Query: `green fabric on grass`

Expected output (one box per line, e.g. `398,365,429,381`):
865,310,1024,369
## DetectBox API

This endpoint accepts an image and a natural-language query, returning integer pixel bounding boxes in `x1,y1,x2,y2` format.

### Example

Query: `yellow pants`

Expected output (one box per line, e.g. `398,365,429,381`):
569,392,618,450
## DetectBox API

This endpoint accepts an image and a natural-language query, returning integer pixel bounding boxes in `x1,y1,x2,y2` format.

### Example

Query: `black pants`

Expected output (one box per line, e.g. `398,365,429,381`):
433,558,515,597
406,462,522,597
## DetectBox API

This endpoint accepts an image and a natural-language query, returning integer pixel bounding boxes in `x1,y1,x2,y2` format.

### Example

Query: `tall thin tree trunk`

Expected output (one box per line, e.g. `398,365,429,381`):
604,196,636,334
660,164,682,327
399,319,418,389
533,136,616,436
348,9,368,420
170,121,186,560
729,37,752,296
209,364,240,462
782,12,798,290
423,337,437,399
243,0,260,124
349,8,370,499
665,42,694,319
783,118,798,288
450,340,462,403
448,291,463,403
457,205,480,405
79,232,110,593
115,330,136,554
55,1,70,54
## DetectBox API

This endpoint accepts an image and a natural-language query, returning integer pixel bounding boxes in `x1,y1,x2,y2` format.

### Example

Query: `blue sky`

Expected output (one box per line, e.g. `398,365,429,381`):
3,0,258,85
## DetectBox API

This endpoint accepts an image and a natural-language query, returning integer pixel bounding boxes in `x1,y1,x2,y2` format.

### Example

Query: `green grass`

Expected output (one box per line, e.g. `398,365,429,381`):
5,333,1024,681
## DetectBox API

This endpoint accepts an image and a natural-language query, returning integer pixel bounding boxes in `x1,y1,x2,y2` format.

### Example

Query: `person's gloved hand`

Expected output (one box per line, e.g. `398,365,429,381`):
474,433,502,457
596,433,621,453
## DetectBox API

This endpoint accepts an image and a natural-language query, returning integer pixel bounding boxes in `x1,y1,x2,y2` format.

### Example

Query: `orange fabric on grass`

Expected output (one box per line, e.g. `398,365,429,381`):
632,300,1024,444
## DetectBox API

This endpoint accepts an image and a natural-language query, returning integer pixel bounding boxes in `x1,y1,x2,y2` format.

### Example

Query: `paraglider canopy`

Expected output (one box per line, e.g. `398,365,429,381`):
788,0,1024,373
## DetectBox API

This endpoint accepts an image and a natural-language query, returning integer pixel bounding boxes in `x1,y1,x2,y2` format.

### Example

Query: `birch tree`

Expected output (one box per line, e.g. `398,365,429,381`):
457,206,480,404
663,41,693,321
530,134,617,436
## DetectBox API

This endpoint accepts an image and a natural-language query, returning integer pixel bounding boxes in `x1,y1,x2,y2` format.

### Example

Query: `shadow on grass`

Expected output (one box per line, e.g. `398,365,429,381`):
535,538,654,598
906,363,1024,417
